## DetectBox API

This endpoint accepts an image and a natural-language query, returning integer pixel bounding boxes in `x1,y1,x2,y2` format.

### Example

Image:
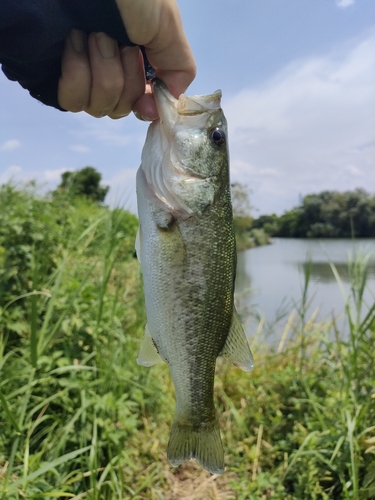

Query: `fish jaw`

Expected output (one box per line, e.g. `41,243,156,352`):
152,78,222,126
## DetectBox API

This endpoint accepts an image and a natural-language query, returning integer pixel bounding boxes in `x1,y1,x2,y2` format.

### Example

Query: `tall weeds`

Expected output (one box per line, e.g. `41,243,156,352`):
0,185,160,498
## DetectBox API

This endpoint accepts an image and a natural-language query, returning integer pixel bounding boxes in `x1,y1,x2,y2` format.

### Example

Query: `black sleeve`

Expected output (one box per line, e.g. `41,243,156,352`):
0,0,132,110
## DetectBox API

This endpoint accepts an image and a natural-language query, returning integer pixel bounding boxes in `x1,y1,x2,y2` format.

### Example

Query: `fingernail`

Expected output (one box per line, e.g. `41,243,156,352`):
121,46,142,77
133,110,151,122
70,29,86,53
112,112,131,120
96,32,116,59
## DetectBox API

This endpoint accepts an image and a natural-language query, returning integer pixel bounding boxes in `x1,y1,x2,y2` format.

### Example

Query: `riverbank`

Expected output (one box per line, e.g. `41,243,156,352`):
1,186,374,499
234,216,270,251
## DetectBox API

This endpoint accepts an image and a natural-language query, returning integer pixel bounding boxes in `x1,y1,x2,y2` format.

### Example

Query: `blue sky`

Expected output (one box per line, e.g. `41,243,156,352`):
1,0,374,215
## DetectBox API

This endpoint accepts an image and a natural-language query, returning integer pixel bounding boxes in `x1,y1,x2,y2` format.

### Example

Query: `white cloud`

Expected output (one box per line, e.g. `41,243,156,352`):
225,29,375,215
69,145,90,153
336,0,355,8
0,166,72,189
344,165,364,177
71,114,145,147
0,165,22,183
43,168,69,182
0,161,138,212
0,139,21,151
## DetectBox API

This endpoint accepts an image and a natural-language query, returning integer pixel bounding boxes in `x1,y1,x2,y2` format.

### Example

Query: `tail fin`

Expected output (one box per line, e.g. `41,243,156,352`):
167,419,224,475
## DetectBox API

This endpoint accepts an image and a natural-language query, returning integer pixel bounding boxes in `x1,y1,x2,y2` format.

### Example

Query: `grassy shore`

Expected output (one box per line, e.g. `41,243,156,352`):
0,185,374,499
233,216,270,251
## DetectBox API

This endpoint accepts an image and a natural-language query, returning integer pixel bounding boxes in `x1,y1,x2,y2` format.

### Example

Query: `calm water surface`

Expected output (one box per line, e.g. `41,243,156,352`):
236,238,375,340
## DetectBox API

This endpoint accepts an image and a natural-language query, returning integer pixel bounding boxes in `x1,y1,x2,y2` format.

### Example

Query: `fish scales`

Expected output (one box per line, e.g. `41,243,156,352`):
136,79,254,474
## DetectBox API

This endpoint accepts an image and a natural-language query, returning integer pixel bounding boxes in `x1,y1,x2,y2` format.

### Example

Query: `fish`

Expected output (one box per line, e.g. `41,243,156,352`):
135,79,254,475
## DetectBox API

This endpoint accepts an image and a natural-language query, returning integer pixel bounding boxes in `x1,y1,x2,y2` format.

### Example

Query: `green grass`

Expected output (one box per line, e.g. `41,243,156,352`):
0,184,374,499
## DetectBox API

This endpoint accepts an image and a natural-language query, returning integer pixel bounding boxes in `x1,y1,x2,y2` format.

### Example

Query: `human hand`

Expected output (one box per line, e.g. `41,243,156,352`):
57,0,196,120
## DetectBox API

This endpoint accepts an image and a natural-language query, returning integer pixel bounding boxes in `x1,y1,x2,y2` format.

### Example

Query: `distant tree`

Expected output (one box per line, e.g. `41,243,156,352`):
301,189,374,237
230,183,256,250
307,222,338,238
57,167,109,203
253,188,375,238
231,183,253,219
251,214,280,235
277,208,303,237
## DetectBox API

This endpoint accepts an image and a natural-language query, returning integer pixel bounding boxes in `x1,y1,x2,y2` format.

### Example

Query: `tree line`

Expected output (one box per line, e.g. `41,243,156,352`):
50,168,375,239
252,189,375,238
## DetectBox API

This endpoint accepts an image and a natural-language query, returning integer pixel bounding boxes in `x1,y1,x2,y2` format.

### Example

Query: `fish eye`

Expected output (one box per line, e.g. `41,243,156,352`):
210,128,226,147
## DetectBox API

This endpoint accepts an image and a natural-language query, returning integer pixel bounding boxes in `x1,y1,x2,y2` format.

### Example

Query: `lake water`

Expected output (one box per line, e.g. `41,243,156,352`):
235,238,375,343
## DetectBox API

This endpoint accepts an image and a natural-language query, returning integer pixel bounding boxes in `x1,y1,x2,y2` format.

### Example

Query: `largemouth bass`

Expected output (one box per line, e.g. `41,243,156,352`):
136,79,254,474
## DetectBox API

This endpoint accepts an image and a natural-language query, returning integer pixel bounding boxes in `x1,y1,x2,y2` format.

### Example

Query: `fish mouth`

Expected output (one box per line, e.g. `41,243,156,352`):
145,79,222,216
152,79,222,127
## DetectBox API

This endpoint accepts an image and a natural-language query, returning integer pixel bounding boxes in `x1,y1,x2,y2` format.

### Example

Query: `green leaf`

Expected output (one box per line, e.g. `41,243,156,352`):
6,446,91,492
0,390,20,433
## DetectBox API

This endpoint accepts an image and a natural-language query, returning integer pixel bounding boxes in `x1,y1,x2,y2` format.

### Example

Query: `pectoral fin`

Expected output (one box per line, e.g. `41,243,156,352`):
220,308,254,372
135,228,141,263
137,325,164,366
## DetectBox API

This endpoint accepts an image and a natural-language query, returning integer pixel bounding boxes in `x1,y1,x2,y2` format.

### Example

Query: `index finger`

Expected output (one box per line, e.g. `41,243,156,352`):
115,0,196,98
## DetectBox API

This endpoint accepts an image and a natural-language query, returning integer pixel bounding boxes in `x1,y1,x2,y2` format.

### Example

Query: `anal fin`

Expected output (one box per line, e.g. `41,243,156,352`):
220,308,254,372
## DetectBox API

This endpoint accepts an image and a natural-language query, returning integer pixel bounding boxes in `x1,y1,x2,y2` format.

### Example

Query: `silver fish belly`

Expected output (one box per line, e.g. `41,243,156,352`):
136,79,254,475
